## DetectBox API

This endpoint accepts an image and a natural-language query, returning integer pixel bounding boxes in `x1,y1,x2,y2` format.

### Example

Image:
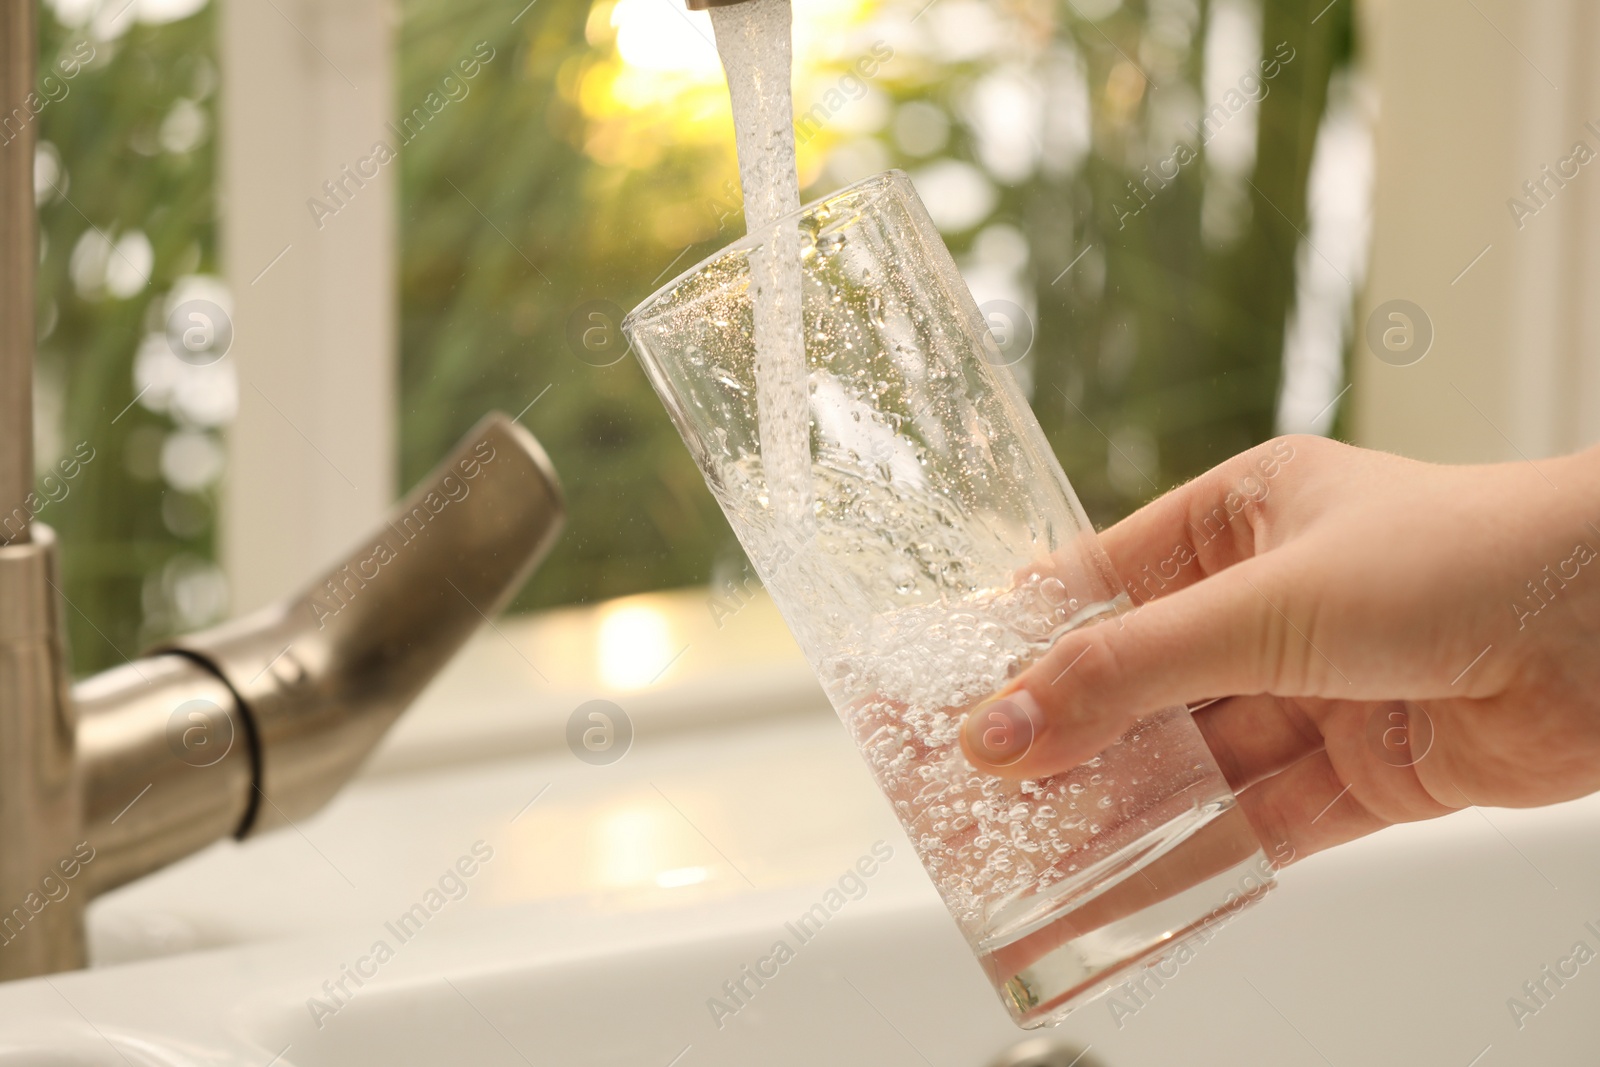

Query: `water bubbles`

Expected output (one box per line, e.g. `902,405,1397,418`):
817,232,846,257
889,561,917,594
816,549,1152,933
1038,576,1069,606
867,295,885,327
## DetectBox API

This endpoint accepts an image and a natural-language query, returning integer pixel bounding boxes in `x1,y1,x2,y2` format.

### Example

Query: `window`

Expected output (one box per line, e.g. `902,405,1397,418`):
40,0,1368,673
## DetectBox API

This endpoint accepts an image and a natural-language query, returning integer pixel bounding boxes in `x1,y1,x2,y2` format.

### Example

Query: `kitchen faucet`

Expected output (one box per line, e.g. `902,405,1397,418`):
0,0,564,981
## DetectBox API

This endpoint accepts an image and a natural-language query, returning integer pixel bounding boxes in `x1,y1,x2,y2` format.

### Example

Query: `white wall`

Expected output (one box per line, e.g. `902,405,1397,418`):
219,0,396,611
1357,0,1600,461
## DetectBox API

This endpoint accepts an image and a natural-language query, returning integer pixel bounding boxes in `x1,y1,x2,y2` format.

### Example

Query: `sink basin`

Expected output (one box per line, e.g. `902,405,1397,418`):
1,595,1596,1065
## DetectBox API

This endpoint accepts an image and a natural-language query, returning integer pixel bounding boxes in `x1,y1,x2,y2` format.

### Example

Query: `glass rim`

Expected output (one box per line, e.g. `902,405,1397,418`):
621,168,909,336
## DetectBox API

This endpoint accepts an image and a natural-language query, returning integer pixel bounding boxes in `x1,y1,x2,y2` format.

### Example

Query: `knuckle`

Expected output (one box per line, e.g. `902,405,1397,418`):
1193,709,1245,786
1245,789,1297,866
1026,636,1119,745
1248,584,1331,694
1269,432,1324,462
1245,585,1303,693
1063,632,1122,714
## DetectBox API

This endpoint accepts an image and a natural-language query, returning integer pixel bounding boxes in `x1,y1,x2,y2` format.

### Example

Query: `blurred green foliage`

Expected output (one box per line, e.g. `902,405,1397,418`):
1028,0,1356,517
36,4,220,674
398,0,734,609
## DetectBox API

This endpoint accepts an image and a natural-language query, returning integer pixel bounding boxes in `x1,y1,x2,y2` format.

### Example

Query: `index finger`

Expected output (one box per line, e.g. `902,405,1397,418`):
1100,437,1299,604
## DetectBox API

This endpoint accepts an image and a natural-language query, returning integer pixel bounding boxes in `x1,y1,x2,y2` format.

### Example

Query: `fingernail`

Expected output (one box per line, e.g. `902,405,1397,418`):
963,690,1041,768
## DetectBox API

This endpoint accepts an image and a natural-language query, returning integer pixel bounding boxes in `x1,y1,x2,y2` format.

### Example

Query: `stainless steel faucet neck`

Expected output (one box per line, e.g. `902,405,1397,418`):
1,0,37,546
0,526,82,977
0,5,79,981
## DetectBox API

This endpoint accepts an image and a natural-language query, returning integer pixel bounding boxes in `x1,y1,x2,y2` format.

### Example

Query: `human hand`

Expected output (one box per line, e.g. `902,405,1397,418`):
960,435,1600,866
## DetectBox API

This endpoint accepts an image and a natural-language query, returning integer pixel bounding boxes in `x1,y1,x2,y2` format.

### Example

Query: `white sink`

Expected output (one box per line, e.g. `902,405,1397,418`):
1,593,1596,1065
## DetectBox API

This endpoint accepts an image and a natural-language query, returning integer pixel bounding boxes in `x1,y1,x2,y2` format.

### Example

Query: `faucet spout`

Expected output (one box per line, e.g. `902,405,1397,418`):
163,412,565,835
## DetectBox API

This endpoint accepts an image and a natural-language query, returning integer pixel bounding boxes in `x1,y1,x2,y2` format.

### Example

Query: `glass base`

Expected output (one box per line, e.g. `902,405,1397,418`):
976,803,1273,1029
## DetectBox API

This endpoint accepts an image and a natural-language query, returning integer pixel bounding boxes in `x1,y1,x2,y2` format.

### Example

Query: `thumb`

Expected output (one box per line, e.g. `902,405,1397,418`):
959,560,1291,778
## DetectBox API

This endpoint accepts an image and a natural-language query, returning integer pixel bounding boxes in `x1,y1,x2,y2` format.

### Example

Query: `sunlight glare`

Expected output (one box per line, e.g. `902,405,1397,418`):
655,865,710,888
597,601,677,689
612,0,722,77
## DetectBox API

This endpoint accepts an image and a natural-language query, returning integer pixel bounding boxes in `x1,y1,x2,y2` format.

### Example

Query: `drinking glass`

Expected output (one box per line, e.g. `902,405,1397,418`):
623,171,1274,1028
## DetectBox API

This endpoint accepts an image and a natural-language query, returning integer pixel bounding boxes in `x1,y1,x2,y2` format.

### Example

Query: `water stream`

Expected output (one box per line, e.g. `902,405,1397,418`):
710,0,814,537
